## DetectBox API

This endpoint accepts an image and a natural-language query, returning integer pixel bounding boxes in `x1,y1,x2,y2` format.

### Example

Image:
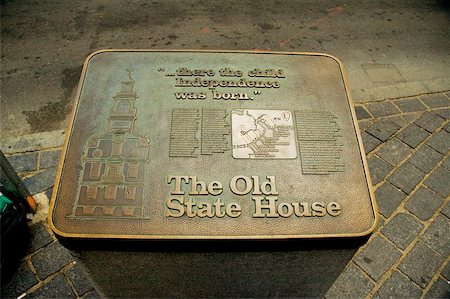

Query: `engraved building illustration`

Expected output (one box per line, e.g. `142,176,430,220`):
73,69,149,218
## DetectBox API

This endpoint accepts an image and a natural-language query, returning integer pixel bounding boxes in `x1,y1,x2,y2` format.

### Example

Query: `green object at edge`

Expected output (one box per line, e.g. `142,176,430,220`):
0,193,13,213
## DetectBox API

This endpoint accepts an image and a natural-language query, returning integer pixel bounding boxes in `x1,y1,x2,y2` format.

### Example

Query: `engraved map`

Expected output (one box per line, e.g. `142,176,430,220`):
231,109,297,159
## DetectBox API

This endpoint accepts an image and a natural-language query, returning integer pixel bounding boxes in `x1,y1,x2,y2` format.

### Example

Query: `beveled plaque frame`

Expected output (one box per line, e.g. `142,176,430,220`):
49,49,378,239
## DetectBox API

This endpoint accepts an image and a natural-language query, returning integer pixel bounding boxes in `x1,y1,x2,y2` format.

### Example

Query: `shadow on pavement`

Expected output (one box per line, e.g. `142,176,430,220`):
62,237,367,298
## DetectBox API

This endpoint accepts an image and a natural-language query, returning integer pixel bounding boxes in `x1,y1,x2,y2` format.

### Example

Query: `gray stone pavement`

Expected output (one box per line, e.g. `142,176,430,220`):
1,91,449,298
325,92,450,299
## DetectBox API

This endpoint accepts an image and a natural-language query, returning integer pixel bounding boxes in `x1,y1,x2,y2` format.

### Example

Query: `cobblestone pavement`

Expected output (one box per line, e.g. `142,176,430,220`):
326,91,450,299
1,91,449,298
1,148,102,298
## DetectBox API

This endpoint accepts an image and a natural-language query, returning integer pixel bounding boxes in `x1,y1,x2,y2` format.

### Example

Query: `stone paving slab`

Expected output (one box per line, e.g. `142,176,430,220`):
414,111,445,133
398,241,444,288
368,155,393,185
381,213,424,250
373,271,422,299
366,119,400,141
323,264,374,299
28,222,54,254
419,93,450,109
31,242,74,280
387,162,425,194
421,215,450,257
408,144,444,173
354,236,402,281
376,138,412,166
396,123,430,148
374,182,407,218
425,278,450,299
393,97,427,113
424,166,450,198
405,187,444,221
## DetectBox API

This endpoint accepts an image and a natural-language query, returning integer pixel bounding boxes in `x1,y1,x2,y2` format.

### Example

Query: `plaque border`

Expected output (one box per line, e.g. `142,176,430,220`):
48,49,378,239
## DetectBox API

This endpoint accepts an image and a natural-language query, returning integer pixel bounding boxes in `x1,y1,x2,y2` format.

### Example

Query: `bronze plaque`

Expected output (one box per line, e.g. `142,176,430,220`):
49,50,377,239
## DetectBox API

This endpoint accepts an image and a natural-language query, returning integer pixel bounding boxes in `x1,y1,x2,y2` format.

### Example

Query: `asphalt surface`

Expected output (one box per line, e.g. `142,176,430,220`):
1,0,449,138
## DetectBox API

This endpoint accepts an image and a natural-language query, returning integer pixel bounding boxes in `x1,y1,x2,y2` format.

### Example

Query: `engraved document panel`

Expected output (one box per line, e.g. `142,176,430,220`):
50,50,377,239
232,109,297,159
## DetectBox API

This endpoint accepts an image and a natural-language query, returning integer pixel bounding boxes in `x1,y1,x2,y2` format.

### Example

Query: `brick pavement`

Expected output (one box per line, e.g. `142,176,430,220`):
1,91,449,298
326,91,450,299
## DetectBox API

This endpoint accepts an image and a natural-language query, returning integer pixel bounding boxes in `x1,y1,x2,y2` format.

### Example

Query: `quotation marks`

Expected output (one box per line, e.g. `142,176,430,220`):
158,67,175,76
249,90,262,100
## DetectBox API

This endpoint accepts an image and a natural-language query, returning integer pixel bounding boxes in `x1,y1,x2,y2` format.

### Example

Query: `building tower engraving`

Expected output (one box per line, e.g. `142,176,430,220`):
72,69,150,218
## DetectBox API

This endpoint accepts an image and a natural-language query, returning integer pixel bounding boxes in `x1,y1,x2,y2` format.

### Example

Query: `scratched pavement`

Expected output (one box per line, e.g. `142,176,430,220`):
1,1,449,298
1,0,449,138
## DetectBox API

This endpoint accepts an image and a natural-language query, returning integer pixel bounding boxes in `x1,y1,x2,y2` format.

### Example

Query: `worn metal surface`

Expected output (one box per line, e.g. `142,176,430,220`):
49,50,377,239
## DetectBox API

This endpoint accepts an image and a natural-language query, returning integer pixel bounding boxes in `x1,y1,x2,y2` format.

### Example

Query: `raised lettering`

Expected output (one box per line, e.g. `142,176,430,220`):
165,196,184,217
252,196,279,218
292,202,312,217
230,175,253,195
261,176,278,195
185,198,196,217
208,181,223,196
226,203,242,217
214,198,226,217
189,176,209,195
168,176,189,195
197,202,214,218
327,202,341,216
311,202,326,217
277,202,294,218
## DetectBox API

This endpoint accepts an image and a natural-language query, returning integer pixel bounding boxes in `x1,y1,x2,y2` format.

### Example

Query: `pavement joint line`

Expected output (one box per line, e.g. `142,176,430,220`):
366,185,449,297
36,151,42,172
360,101,448,121
26,256,37,276
0,129,66,155
422,255,450,296
63,262,82,298
390,100,407,115
380,155,449,230
357,90,450,104
4,146,64,157
418,96,432,111
346,115,449,297
365,117,449,192
355,104,375,119
367,219,444,297
23,261,76,297
444,92,450,101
